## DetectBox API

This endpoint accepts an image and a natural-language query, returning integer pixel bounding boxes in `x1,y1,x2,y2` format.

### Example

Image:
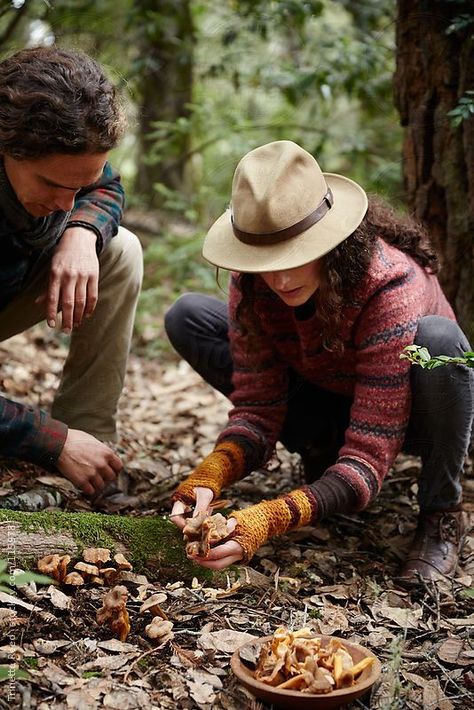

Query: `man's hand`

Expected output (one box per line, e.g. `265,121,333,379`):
170,486,214,530
38,227,99,333
57,428,122,496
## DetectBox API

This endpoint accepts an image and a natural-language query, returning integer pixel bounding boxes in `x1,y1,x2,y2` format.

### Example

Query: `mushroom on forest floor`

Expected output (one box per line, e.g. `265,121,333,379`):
145,617,174,644
96,585,130,642
140,593,168,620
37,554,71,583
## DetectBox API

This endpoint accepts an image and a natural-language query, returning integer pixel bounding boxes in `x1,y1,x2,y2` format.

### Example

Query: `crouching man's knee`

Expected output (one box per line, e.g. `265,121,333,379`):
98,226,143,296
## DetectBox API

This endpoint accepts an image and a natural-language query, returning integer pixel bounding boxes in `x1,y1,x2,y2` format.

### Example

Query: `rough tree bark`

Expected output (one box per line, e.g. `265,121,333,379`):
133,0,194,205
394,0,474,340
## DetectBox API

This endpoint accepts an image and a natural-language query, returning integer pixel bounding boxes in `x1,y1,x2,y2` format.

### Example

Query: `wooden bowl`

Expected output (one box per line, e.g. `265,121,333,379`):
231,634,381,710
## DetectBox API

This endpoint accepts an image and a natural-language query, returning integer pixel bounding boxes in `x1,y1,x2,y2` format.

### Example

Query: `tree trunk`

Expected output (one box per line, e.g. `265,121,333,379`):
394,0,474,340
133,0,194,205
0,510,203,582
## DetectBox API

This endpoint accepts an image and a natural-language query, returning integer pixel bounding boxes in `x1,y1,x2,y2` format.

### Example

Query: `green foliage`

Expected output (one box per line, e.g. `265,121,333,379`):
401,345,474,369
0,0,402,210
22,657,39,669
0,665,30,682
135,227,226,356
1,0,404,338
0,558,52,595
384,634,407,709
143,0,401,217
446,13,474,37
447,91,474,128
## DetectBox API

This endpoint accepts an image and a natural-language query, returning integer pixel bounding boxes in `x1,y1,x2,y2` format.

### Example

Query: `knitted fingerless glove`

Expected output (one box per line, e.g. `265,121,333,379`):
172,440,247,505
229,487,318,562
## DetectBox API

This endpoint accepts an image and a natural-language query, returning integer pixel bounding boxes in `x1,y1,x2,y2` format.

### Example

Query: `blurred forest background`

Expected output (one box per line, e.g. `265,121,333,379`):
1,0,473,355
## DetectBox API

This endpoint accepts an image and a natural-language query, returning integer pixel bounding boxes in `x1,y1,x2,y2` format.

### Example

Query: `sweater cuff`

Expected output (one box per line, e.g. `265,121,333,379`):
305,475,357,519
229,488,318,562
19,408,68,470
172,440,247,506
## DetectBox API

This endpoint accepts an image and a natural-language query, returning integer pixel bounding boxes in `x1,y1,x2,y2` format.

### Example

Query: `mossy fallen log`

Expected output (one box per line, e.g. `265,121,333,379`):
0,509,209,581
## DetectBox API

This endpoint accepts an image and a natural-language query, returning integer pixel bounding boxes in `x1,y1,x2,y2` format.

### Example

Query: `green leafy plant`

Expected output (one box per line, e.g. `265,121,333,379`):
447,90,474,127
401,344,474,369
0,665,30,682
0,559,52,595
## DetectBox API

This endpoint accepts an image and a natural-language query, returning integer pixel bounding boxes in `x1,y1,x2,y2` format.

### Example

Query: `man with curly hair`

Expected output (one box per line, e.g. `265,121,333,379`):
0,46,143,496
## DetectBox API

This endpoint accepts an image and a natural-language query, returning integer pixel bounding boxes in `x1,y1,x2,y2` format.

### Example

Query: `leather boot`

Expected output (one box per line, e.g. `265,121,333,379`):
396,509,468,586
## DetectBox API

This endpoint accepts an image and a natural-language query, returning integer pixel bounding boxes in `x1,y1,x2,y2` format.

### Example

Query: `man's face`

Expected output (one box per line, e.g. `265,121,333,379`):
3,152,109,217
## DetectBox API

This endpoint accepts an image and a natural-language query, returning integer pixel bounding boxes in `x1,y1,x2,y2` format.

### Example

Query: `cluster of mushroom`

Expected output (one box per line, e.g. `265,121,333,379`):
255,628,374,694
95,587,174,644
140,593,174,644
183,510,229,558
37,549,174,646
37,548,133,587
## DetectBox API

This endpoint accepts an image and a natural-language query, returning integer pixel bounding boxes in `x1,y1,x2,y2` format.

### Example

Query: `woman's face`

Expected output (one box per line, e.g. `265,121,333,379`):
260,259,322,306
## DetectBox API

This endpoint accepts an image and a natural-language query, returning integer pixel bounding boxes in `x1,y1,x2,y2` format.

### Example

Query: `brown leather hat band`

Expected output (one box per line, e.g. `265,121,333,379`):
231,187,334,246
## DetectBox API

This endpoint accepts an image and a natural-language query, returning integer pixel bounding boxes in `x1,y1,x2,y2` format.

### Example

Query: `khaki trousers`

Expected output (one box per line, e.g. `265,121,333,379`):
0,227,143,441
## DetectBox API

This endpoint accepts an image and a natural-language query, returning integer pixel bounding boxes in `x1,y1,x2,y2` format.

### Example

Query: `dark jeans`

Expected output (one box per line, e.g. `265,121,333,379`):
165,293,474,512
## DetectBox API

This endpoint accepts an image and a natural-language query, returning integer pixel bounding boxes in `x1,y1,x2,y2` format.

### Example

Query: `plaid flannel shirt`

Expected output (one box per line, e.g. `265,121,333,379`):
0,162,124,468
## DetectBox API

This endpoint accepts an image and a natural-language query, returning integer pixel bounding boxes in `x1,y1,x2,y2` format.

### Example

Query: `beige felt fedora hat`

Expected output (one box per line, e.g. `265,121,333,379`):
202,140,368,273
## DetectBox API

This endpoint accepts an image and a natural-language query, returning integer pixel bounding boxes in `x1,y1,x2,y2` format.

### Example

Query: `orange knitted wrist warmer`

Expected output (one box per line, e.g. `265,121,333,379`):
173,440,246,505
229,489,317,562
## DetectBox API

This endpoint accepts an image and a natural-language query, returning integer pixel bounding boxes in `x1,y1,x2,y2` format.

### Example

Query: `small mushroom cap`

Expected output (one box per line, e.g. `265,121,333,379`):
82,548,111,566
37,554,66,581
96,586,130,641
114,554,132,571
74,562,100,577
37,554,60,571
104,585,129,607
63,572,85,586
101,567,119,582
56,555,71,582
145,618,174,639
140,593,167,614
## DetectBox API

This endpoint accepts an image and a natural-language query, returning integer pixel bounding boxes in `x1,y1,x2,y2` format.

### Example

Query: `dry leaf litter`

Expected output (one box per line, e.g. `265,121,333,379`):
0,325,473,709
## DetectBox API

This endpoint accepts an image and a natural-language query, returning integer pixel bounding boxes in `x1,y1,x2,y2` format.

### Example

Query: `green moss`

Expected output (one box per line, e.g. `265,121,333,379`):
0,510,212,582
22,657,39,669
82,671,102,679
137,657,154,671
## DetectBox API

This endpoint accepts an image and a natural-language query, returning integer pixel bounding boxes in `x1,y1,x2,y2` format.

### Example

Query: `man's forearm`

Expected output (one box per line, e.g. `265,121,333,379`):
0,395,67,469
67,163,124,253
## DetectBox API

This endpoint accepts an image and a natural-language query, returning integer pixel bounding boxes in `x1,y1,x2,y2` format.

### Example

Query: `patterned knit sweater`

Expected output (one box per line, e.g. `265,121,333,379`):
216,238,455,521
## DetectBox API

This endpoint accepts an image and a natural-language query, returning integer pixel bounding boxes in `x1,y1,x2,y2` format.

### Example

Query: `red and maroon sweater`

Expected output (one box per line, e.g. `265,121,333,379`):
217,238,455,521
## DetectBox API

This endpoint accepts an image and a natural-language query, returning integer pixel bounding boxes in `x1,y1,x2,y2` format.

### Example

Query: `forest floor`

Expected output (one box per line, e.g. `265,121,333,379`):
0,325,473,710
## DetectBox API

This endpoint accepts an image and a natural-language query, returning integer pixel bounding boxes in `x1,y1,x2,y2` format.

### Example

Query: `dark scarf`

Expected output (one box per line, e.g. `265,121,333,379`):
0,159,71,310
0,158,69,254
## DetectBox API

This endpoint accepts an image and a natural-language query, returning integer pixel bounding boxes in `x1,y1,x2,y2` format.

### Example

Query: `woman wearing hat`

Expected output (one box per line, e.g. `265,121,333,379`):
165,140,471,584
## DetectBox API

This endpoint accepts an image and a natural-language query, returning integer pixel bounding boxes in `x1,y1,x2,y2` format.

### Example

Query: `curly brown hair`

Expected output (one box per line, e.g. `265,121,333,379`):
0,46,125,159
236,195,439,353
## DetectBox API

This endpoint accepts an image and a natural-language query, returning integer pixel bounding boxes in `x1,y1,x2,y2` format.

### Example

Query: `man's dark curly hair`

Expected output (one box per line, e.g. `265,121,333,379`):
0,46,125,159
